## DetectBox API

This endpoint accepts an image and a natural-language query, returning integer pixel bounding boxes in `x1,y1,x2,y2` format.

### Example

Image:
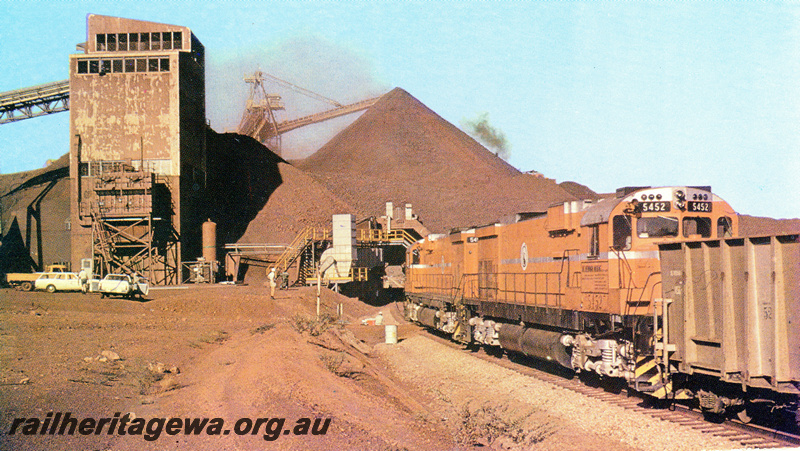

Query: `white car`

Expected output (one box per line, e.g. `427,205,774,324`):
96,274,149,299
34,272,84,293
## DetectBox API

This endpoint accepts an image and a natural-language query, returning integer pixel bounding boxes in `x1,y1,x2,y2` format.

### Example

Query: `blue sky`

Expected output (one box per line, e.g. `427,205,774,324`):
1,1,798,219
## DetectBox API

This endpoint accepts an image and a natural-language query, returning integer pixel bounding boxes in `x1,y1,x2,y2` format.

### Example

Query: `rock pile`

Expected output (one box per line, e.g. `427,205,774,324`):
1,88,796,258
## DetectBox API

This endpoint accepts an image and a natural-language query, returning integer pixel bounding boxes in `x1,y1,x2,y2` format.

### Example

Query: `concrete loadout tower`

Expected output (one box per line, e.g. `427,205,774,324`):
69,15,207,284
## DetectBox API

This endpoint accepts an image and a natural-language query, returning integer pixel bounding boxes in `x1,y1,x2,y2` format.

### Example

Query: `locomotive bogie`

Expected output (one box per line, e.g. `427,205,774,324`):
563,334,636,380
468,317,501,346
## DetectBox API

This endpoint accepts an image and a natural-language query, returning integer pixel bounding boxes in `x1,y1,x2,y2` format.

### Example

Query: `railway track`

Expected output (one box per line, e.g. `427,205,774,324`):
421,330,800,450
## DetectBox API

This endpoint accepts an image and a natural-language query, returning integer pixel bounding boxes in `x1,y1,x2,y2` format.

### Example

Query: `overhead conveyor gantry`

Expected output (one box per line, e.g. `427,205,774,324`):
0,80,70,124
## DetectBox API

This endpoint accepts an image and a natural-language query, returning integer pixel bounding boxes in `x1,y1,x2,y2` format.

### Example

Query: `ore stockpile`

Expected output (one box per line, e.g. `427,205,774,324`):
296,88,579,233
1,86,798,273
205,132,356,246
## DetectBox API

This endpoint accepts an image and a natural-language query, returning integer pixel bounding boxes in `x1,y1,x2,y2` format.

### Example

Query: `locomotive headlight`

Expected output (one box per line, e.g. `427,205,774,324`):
674,189,685,200
675,200,686,211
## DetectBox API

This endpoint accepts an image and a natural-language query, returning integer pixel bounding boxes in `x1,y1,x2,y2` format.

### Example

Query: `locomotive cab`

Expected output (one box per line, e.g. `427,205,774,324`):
576,186,738,320
607,186,738,253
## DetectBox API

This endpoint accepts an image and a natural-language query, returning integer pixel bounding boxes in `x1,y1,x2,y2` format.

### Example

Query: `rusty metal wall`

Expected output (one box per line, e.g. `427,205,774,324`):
659,234,800,393
69,54,180,168
68,15,206,279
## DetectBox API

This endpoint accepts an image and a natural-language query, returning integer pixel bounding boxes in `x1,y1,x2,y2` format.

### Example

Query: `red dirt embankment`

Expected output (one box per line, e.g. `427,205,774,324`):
0,286,741,451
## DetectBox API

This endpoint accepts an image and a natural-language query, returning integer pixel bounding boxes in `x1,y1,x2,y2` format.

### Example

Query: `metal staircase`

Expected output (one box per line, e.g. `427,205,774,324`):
272,227,331,275
273,226,418,287
85,171,179,285
297,244,319,286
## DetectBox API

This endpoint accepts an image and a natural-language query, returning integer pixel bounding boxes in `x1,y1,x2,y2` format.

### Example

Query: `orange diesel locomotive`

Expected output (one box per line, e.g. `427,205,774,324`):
406,186,739,395
407,186,800,424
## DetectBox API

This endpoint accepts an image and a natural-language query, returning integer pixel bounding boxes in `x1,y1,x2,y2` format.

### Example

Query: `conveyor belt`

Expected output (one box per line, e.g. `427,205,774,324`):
0,80,70,124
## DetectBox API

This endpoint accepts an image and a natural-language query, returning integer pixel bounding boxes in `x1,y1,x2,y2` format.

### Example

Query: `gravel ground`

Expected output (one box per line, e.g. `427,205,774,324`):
375,334,743,451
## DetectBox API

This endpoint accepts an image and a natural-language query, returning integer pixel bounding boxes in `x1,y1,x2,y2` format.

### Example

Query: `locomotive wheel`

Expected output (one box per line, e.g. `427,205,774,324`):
46,284,56,293
20,282,33,292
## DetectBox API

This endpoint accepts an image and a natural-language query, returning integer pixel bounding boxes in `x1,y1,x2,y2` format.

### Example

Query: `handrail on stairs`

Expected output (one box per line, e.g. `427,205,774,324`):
272,227,332,273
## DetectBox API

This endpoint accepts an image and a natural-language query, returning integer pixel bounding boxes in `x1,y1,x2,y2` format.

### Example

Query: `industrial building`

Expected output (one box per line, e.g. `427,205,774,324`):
0,14,411,288
68,15,207,284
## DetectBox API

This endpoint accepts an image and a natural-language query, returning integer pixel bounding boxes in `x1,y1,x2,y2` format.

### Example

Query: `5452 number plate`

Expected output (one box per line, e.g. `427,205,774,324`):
640,201,670,212
688,201,712,212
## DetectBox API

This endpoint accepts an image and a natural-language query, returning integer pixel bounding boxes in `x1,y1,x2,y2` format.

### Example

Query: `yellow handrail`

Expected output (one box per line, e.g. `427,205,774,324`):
272,227,331,273
301,266,369,284
356,228,417,247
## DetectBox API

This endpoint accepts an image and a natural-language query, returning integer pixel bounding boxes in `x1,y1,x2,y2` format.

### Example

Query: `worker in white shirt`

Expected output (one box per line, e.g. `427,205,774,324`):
268,267,277,299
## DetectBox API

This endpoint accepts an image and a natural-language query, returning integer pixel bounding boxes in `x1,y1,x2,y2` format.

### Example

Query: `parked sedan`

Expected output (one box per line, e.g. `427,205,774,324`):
95,274,149,299
34,272,84,293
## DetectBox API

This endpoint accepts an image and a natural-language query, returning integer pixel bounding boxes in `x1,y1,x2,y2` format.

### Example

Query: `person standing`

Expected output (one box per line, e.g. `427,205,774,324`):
78,268,89,293
268,267,277,299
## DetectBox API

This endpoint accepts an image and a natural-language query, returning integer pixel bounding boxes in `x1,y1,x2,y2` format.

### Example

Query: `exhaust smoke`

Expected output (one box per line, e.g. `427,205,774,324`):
461,112,510,160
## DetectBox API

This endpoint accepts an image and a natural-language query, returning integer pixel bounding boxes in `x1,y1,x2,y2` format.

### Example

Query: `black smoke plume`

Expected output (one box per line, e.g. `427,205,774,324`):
461,112,510,160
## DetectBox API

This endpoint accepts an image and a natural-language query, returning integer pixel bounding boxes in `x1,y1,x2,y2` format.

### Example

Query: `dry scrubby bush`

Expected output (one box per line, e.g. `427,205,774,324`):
457,402,556,449
291,313,338,337
204,330,230,343
319,350,365,380
251,322,276,335
189,330,229,348
74,360,126,387
136,361,182,395
138,368,180,395
319,351,345,373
